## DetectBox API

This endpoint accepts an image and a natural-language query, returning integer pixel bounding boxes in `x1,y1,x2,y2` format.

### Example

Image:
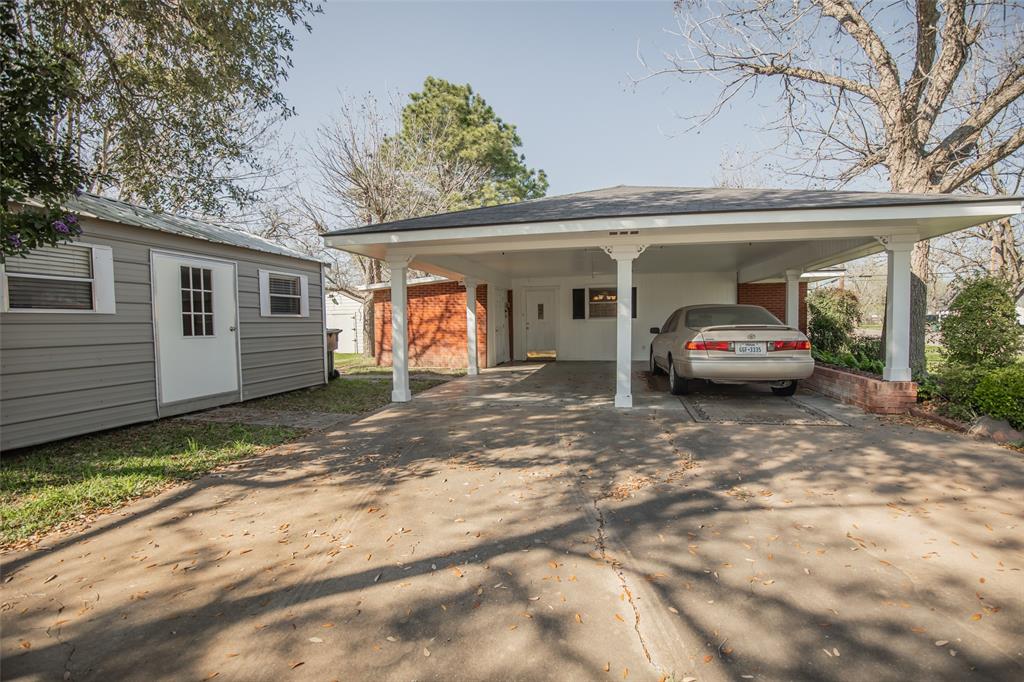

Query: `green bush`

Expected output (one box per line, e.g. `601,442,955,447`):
940,277,1023,368
973,365,1024,430
807,288,862,355
932,363,988,422
847,335,881,360
812,347,884,375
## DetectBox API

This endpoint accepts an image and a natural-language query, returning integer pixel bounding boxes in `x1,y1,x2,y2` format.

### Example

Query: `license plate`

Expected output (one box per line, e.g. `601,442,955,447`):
735,342,766,355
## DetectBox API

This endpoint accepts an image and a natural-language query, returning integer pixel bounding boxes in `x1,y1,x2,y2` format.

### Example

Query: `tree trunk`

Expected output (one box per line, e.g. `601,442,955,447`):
909,242,930,376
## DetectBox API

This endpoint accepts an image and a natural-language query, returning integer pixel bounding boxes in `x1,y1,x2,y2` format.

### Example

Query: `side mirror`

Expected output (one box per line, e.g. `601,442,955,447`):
649,327,660,334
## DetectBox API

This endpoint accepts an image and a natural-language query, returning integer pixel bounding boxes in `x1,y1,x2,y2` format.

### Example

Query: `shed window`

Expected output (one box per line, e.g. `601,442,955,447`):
258,269,309,317
3,243,114,313
269,274,301,315
180,266,214,336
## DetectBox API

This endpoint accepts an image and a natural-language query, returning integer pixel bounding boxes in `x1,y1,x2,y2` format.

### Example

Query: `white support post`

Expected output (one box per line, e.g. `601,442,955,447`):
463,277,479,376
881,235,916,382
604,245,646,408
387,254,413,402
785,269,801,329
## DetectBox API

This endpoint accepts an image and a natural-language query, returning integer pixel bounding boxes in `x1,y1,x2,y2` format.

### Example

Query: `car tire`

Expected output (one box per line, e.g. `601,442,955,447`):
649,350,662,375
771,380,798,397
668,357,689,395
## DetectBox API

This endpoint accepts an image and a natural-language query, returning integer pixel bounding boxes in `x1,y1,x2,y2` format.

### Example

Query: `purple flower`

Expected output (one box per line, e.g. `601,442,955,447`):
54,220,70,234
65,214,78,224
8,234,22,247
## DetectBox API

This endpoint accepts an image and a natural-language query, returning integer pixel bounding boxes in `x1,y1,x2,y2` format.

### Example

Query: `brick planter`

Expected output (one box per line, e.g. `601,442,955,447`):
803,364,917,415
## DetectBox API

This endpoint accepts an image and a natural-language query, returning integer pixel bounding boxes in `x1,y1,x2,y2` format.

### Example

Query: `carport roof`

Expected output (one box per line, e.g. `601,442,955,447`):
325,185,1021,236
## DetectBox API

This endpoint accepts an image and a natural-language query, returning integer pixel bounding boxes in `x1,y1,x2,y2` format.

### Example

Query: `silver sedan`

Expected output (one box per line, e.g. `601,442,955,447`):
649,304,814,396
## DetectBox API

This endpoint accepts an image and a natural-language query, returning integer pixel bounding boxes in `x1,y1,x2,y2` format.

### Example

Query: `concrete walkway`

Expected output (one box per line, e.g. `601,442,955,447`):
2,363,1021,681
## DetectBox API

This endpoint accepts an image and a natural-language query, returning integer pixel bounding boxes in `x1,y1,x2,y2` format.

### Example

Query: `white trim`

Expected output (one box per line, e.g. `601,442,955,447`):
1,241,115,314
320,265,328,384
358,275,450,291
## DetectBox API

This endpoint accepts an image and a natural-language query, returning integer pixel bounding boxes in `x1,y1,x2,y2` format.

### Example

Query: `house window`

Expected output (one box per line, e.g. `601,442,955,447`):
258,269,309,317
571,287,637,320
269,274,301,315
181,265,214,336
537,303,544,320
588,287,617,318
4,244,95,311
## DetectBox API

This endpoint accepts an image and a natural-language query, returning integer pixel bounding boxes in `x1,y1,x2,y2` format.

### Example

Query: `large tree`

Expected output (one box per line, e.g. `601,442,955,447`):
401,77,548,207
653,0,1024,374
9,0,318,217
0,1,87,261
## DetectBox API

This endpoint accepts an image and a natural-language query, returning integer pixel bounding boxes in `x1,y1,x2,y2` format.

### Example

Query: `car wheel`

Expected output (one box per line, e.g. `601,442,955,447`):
668,356,689,395
649,350,661,375
771,380,798,397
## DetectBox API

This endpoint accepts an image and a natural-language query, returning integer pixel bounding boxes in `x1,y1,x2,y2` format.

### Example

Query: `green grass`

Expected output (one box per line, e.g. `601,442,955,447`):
1,421,298,546
242,375,448,413
333,353,465,377
926,344,944,372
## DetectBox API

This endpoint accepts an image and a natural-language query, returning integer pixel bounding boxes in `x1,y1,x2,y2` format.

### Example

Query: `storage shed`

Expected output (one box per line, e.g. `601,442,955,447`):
0,194,327,450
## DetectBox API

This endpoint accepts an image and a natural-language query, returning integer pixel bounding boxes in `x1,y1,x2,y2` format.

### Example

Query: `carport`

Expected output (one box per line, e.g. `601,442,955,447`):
324,186,1022,407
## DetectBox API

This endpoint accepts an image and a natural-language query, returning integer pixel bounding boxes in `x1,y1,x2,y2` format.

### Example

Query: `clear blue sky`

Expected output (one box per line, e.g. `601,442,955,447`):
279,0,784,196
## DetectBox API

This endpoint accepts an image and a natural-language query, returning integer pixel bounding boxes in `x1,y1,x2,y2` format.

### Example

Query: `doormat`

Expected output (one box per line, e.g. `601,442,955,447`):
679,394,847,426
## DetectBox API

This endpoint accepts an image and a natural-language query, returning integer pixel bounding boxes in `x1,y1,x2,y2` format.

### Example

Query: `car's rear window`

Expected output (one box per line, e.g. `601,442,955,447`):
685,306,783,328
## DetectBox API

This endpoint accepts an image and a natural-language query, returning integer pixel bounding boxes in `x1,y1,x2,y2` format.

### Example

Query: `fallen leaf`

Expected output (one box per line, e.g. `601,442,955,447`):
911,626,927,633
322,622,335,628
289,661,304,670
202,673,220,681
668,606,679,614
309,637,323,643
704,655,713,663
614,613,624,622
622,668,629,679
19,640,31,650
423,647,431,657
386,636,397,642
935,640,949,647
575,613,583,624
43,574,57,584
970,613,983,621
451,567,463,578
603,662,610,673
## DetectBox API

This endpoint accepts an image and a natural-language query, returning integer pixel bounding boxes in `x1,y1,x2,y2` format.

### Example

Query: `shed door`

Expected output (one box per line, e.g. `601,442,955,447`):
152,252,239,405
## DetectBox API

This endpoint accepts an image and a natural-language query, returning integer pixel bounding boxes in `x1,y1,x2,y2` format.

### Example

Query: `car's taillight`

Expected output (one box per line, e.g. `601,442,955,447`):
685,340,732,351
770,340,811,351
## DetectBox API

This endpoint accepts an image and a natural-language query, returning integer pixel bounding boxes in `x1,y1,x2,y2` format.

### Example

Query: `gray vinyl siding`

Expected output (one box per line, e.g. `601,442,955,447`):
1,217,324,451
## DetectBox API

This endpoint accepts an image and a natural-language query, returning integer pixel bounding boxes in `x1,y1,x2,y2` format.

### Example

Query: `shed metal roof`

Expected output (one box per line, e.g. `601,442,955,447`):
68,193,321,263
325,185,1021,236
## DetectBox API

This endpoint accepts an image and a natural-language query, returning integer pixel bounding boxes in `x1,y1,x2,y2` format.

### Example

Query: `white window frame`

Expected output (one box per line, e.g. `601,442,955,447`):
0,241,116,314
586,285,618,320
258,268,309,318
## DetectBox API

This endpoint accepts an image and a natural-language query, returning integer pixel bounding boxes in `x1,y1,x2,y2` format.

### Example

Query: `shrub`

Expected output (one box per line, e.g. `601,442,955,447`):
932,363,988,422
847,335,881,360
940,277,1023,368
973,365,1024,430
807,288,861,355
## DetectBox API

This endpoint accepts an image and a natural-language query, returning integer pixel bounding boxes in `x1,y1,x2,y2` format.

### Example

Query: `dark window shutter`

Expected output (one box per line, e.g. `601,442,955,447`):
631,287,637,319
572,288,585,319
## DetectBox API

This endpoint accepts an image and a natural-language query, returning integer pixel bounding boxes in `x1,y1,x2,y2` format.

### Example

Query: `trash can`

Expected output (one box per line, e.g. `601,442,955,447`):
326,328,341,379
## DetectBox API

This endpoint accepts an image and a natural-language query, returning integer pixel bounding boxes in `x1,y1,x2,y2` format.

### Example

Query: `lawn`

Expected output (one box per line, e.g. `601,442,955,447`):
242,374,447,413
1,421,298,547
334,352,465,377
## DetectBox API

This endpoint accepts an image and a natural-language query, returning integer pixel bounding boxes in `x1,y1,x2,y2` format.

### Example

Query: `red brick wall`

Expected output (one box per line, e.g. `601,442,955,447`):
737,282,808,332
374,281,488,369
804,365,917,414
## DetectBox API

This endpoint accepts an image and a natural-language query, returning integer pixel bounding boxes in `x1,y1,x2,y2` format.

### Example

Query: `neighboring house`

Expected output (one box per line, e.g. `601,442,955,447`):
325,288,365,354
0,193,327,451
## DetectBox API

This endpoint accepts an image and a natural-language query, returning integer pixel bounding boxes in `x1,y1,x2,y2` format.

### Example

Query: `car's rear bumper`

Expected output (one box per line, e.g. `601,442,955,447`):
676,356,815,382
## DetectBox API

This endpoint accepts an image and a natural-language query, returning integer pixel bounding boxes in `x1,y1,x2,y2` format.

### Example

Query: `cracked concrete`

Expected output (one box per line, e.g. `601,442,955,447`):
2,362,1022,681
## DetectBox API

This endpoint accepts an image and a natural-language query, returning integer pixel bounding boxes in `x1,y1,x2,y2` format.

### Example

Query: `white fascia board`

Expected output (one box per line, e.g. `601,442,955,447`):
323,200,1022,252
358,275,450,291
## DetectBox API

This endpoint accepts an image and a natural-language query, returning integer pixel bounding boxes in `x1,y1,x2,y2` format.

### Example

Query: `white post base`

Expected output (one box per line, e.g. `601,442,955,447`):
880,235,916,382
387,253,413,403
605,244,645,409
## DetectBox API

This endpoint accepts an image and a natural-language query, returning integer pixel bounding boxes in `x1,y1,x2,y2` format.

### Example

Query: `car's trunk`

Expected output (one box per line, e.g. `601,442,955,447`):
690,325,809,359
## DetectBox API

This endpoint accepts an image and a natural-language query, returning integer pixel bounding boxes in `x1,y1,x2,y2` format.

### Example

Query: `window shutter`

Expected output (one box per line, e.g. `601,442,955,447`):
631,287,637,319
92,246,116,313
299,274,310,317
572,288,585,319
258,269,271,316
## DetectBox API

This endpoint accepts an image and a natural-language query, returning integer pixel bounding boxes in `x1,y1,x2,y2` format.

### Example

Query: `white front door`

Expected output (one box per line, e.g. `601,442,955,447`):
152,252,240,405
525,288,557,356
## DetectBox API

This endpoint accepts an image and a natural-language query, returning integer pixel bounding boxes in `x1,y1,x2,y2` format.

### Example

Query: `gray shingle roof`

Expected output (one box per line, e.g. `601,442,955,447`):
69,193,321,262
325,185,1021,236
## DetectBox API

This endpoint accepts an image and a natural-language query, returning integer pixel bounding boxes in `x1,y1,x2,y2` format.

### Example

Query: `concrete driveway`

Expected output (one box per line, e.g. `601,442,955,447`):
2,362,1021,681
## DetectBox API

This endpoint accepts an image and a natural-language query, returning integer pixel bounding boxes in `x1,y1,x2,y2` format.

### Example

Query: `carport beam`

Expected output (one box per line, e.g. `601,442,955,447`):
464,277,479,376
387,254,413,402
785,270,801,328
606,245,645,408
882,235,915,382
